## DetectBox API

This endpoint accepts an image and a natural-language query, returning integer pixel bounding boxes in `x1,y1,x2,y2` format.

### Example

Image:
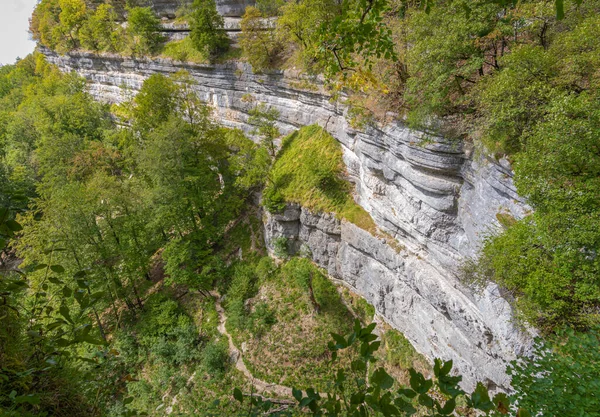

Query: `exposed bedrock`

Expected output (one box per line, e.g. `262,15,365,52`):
42,49,533,390
87,0,253,19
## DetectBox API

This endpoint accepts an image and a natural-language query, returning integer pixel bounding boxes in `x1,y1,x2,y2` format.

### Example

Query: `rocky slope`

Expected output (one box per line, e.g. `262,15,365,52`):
42,48,532,390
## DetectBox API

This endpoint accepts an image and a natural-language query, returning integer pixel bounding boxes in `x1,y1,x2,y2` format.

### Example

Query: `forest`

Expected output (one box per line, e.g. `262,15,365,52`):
0,0,599,415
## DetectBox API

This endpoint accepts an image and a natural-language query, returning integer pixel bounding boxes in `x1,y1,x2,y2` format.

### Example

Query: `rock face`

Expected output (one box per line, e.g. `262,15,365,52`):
264,205,526,391
88,0,253,19
42,48,532,390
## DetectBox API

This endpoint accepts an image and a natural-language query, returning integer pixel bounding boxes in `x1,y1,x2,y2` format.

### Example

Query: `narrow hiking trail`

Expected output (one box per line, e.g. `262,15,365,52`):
209,291,294,399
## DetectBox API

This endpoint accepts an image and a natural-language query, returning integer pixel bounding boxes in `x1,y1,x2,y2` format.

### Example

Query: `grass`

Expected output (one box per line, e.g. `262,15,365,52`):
161,38,242,64
225,257,357,391
377,323,431,386
338,286,376,323
161,37,207,63
266,125,377,232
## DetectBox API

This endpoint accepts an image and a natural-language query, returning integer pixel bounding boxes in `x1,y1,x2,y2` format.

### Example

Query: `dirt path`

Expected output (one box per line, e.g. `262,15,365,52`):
210,291,293,399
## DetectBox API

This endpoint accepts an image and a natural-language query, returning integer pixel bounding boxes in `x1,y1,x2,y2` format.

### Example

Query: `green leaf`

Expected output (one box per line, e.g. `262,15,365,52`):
493,392,510,414
397,388,416,399
299,397,313,407
362,322,376,336
470,382,494,411
6,220,22,232
331,332,347,348
56,338,71,347
292,387,303,402
555,0,564,19
371,367,394,390
437,397,456,415
62,286,72,298
46,320,66,331
74,270,87,279
75,334,107,345
48,277,63,284
418,393,434,408
350,392,365,405
394,397,416,415
351,359,367,372
59,305,73,324
50,265,65,273
441,360,452,375
14,394,40,405
123,396,134,405
409,369,432,394
233,388,244,403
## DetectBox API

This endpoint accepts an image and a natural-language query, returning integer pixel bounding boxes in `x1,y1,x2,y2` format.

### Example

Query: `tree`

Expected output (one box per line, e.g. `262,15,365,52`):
248,103,280,158
29,0,87,53
79,4,119,52
126,6,165,55
56,0,87,50
132,73,178,132
474,12,600,329
239,6,284,73
189,0,230,61
1,207,108,416
30,0,62,51
277,0,337,70
509,327,600,417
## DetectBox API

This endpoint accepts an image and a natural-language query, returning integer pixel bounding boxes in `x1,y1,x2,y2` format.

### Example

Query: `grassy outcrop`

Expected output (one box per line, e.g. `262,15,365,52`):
264,125,376,232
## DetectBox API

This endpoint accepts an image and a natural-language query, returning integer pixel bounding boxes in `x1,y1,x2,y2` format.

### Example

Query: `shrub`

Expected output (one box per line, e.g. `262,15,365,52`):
272,236,290,259
249,302,277,338
162,37,206,62
262,186,286,213
255,256,277,282
509,327,600,417
135,294,202,365
202,339,230,375
225,263,259,330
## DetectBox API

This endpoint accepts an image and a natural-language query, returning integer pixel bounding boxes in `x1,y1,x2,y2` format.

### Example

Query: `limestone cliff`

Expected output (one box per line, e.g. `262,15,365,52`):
88,0,252,18
42,48,532,390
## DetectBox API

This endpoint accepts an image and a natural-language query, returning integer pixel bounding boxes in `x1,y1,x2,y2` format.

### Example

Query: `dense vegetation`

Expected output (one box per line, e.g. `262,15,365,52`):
30,0,231,62
0,55,463,415
6,0,600,415
238,0,600,329
0,54,264,415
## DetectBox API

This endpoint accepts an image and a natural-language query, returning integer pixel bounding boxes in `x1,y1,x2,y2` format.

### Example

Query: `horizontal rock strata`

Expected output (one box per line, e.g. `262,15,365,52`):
87,0,252,19
42,48,532,390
